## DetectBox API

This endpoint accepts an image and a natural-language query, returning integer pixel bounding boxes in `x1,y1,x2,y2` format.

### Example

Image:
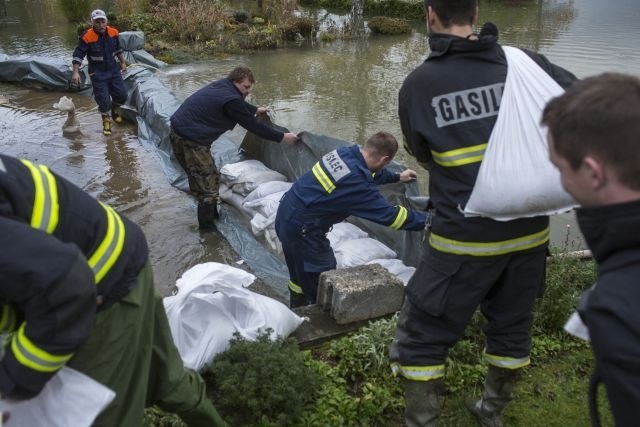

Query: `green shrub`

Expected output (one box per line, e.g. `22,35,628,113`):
280,16,318,41
205,331,320,426
57,0,93,23
534,256,596,334
233,9,251,23
367,16,411,35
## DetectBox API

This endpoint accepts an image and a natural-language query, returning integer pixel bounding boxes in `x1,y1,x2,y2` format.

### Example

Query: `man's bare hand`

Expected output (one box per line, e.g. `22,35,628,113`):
399,169,418,182
282,132,299,145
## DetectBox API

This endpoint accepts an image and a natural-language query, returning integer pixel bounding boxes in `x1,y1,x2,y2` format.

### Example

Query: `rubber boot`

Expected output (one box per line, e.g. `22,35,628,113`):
289,291,308,308
465,365,518,427
197,201,217,231
111,105,123,124
102,115,111,135
404,378,444,427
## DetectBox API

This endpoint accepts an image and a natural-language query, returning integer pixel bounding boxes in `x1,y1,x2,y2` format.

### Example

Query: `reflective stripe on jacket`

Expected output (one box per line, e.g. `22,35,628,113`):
20,159,126,284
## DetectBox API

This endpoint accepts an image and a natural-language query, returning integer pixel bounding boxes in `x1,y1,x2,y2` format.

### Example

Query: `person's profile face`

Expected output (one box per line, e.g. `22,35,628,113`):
233,78,254,98
92,18,107,34
548,134,590,206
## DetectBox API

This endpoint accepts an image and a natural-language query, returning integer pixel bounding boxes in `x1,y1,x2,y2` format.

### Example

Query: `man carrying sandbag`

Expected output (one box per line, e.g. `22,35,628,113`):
389,1,577,426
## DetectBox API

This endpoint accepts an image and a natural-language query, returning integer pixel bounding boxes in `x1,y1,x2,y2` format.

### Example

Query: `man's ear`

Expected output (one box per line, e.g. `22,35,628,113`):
583,156,606,190
427,6,436,28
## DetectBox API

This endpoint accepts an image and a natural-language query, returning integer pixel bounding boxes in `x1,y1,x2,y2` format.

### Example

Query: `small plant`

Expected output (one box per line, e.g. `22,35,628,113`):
367,16,411,35
205,330,320,426
233,9,251,24
280,16,318,41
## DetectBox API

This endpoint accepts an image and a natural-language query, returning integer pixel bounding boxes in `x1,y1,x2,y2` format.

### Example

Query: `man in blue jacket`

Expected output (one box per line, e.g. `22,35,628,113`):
170,66,299,231
275,131,428,307
543,73,640,427
71,9,128,136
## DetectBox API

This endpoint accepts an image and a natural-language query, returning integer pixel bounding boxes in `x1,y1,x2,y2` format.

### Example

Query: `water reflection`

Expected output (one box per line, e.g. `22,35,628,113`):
2,0,640,287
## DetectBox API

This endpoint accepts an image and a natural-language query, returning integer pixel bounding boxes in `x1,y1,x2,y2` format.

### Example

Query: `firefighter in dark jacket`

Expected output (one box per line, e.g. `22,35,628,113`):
170,65,299,231
543,73,640,427
275,131,428,307
71,9,128,136
388,1,578,426
0,154,225,426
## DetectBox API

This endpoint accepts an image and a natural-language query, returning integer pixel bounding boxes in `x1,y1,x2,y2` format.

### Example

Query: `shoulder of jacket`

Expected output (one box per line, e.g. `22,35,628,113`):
106,26,120,37
81,28,98,43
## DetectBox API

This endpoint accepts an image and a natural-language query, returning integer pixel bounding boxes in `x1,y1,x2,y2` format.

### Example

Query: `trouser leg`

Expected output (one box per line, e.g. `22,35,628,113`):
148,285,225,426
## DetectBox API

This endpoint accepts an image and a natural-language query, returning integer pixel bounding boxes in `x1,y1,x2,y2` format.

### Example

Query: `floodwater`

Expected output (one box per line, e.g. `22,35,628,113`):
1,0,639,294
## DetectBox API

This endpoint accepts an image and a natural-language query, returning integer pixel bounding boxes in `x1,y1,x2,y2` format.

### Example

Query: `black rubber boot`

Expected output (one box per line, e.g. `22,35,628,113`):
197,201,217,231
404,378,444,427
465,365,519,427
289,291,308,308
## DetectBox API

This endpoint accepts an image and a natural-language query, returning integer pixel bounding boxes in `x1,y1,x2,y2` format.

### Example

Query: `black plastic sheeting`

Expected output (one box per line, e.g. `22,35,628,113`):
0,38,427,297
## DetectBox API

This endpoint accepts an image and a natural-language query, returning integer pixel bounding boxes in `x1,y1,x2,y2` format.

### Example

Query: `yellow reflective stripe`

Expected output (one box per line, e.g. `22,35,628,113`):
484,352,530,369
312,162,335,194
20,160,60,234
431,143,487,167
391,363,445,381
390,206,408,230
288,280,303,295
429,227,549,256
88,202,125,284
0,305,17,332
11,323,73,372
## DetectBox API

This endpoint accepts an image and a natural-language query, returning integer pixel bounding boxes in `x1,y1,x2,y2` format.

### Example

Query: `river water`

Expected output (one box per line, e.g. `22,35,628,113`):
1,0,639,294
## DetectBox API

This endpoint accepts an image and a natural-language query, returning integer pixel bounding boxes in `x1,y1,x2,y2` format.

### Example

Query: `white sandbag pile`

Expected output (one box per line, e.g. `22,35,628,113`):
218,159,415,284
164,262,304,371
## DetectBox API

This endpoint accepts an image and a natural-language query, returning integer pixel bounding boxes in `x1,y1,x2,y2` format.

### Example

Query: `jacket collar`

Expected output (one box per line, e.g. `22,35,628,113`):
577,199,640,265
427,22,499,59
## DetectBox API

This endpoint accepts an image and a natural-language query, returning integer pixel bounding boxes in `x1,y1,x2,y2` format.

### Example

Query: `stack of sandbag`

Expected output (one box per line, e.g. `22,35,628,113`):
219,159,289,252
327,222,416,285
164,262,304,371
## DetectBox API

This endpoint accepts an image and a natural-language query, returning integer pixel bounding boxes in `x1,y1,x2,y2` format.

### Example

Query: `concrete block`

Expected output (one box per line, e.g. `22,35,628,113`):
318,263,404,324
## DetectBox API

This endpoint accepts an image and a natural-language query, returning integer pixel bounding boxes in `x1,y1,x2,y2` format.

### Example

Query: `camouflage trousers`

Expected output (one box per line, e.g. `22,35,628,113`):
169,129,219,204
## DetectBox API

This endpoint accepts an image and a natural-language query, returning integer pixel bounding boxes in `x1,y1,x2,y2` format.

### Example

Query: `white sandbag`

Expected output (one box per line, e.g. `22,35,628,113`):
462,46,576,221
327,222,369,248
334,237,396,268
53,96,80,134
243,190,287,218
0,367,115,427
243,181,292,204
163,263,304,371
366,258,416,285
219,160,287,196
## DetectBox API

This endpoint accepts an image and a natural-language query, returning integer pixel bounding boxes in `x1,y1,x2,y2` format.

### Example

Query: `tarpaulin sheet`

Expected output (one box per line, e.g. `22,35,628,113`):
0,39,426,295
0,32,165,92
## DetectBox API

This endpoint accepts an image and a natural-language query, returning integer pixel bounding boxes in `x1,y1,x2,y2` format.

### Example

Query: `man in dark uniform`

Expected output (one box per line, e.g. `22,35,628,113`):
0,154,225,426
275,131,428,307
71,9,128,136
543,73,640,427
389,1,577,426
170,65,299,231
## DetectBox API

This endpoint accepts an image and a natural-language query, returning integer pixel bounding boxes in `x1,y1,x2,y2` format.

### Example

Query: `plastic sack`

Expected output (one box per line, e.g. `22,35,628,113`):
334,237,397,268
163,263,304,371
366,258,416,285
219,160,287,196
53,96,80,134
0,367,115,427
327,222,369,248
462,46,576,221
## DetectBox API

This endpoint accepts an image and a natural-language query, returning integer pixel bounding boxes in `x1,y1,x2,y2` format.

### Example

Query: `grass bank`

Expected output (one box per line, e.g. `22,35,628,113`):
144,254,612,426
